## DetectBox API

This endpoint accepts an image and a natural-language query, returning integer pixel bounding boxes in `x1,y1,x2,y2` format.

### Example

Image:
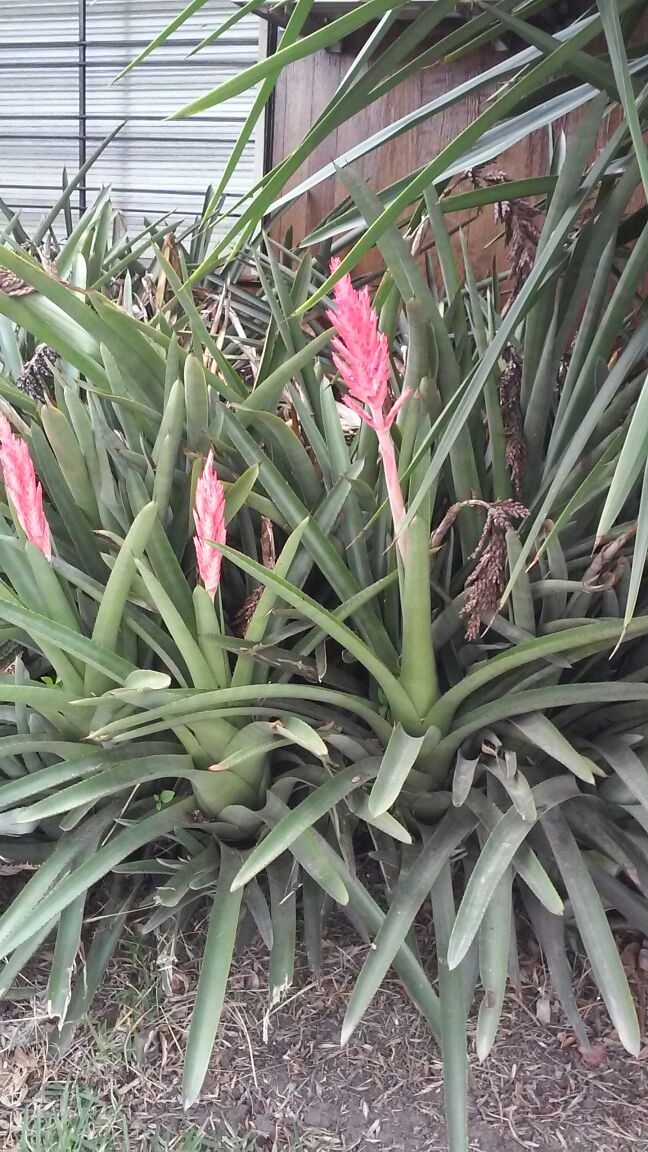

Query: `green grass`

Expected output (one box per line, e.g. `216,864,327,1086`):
16,1084,310,1152
17,1086,205,1151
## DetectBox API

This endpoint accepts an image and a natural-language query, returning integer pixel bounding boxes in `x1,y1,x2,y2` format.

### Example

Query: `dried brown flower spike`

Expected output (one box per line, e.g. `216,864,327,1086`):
461,500,528,640
0,267,35,298
499,344,525,498
430,498,528,641
465,166,543,308
15,344,58,403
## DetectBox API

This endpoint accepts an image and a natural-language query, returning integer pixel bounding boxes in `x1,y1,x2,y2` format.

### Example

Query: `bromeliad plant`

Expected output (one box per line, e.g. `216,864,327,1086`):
1,93,648,1152
0,231,424,1107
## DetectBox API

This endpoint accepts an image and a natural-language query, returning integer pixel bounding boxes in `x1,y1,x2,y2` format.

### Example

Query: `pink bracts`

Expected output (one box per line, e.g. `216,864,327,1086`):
194,449,226,600
0,415,51,559
327,259,409,560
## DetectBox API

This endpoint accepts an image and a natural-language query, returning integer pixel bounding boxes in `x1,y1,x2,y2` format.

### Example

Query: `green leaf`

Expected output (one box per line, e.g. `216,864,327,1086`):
506,531,535,636
589,864,648,939
85,503,158,696
488,764,537,824
14,755,194,824
542,809,640,1055
464,792,562,915
522,886,589,1048
218,405,398,668
245,412,321,510
262,791,352,905
47,889,91,1022
510,713,599,784
182,846,243,1106
41,406,97,519
0,589,134,685
213,541,420,730
431,617,648,730
431,862,468,1152
0,801,194,959
452,748,480,808
448,779,577,968
399,518,440,717
233,761,379,891
268,855,297,1005
621,457,648,636
368,725,426,817
594,736,648,812
51,878,138,1052
231,519,308,690
346,791,412,844
31,425,104,580
270,716,328,758
224,465,260,524
489,9,617,95
0,918,58,999
342,808,476,1043
475,870,511,1061
302,871,323,977
124,670,172,691
238,328,334,418
596,370,648,542
92,683,392,745
114,0,211,79
296,42,609,313
443,683,648,760
268,9,592,227
266,794,441,1038
170,0,410,118
200,0,316,222
32,124,125,245
135,561,217,690
597,0,648,201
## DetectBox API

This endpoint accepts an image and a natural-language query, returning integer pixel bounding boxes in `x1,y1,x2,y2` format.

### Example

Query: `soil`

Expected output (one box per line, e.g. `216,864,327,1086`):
0,917,647,1150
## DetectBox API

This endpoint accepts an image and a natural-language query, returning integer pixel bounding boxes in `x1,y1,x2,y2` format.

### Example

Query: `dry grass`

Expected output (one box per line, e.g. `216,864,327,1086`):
1,915,647,1151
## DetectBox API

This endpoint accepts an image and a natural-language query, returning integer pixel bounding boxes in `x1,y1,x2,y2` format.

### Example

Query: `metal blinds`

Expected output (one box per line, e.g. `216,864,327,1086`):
0,0,263,234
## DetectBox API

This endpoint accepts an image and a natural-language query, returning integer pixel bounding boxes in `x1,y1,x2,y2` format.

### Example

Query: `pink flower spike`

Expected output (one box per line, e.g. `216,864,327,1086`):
326,258,391,426
0,416,51,560
193,449,226,600
327,260,409,561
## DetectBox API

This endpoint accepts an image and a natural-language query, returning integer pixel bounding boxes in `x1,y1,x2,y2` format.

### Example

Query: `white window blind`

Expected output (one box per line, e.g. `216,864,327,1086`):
0,0,263,234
